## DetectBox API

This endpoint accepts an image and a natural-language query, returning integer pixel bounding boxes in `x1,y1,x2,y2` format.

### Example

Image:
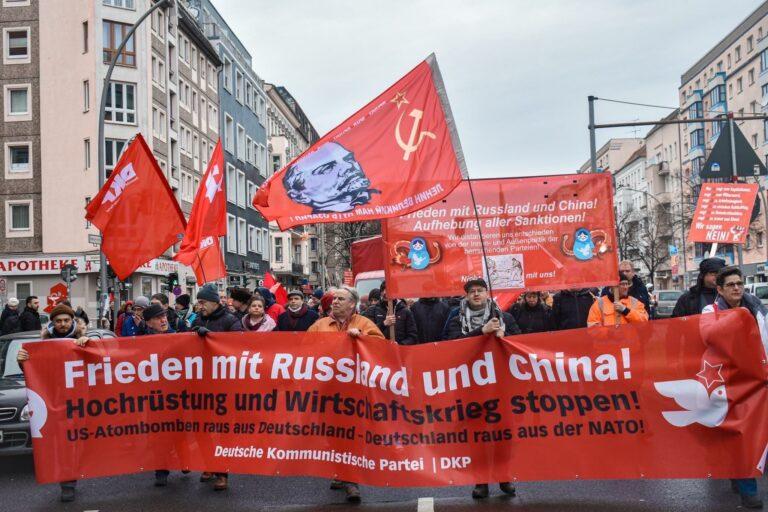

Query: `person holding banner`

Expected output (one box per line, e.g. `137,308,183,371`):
702,266,768,509
192,283,244,491
16,304,91,502
551,288,595,330
508,292,556,334
671,257,726,318
366,281,418,345
587,273,648,327
308,285,385,502
241,296,277,332
276,290,319,331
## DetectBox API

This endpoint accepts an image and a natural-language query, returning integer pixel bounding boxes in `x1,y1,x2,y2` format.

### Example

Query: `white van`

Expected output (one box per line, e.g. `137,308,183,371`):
745,283,768,306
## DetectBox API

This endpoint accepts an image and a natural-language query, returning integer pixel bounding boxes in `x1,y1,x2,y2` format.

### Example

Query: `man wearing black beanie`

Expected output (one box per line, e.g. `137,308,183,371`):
672,257,726,317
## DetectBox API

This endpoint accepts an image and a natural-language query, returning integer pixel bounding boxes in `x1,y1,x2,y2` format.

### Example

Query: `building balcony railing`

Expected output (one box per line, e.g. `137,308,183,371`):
292,262,304,274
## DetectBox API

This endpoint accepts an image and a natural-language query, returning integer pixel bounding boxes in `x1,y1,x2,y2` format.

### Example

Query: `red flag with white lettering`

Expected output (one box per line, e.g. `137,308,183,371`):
253,54,468,229
85,135,185,280
173,140,227,284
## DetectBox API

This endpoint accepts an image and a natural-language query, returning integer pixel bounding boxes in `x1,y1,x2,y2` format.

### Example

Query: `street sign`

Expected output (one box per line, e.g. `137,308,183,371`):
61,263,78,283
88,234,102,245
700,121,767,178
688,182,759,244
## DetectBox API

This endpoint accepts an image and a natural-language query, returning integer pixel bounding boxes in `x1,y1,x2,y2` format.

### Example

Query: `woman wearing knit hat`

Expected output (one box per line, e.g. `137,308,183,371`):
16,303,91,502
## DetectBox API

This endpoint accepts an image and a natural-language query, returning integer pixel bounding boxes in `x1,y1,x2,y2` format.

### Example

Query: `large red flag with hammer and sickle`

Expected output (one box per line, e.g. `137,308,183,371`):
253,54,468,229
85,134,185,280
174,140,227,284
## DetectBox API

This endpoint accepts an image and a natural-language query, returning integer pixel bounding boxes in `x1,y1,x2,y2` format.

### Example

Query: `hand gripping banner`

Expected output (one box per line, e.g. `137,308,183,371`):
23,309,768,485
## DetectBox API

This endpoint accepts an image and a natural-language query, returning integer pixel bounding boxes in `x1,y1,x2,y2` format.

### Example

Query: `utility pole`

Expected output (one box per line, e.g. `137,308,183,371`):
728,114,745,269
675,121,688,288
588,96,598,172
97,0,170,323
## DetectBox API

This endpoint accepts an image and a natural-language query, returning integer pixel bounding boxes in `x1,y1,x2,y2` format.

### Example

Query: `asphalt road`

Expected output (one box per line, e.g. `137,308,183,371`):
0,455,760,511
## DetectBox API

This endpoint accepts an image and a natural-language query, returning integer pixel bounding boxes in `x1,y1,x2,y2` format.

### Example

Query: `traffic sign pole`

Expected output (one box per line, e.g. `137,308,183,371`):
729,115,745,270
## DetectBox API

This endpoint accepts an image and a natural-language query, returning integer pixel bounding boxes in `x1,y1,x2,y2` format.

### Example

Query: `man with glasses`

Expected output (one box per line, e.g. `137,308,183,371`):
587,273,648,327
702,266,767,509
307,285,384,503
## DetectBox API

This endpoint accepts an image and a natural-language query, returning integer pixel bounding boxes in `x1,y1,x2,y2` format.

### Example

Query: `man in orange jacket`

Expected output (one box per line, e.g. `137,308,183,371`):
587,273,648,327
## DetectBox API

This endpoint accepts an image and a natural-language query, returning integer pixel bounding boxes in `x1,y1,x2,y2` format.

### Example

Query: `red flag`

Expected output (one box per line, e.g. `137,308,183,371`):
85,134,185,280
264,272,288,306
174,140,227,284
254,54,467,229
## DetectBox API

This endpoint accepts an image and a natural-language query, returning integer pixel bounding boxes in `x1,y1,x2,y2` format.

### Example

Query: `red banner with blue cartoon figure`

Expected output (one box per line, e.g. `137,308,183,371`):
381,174,619,299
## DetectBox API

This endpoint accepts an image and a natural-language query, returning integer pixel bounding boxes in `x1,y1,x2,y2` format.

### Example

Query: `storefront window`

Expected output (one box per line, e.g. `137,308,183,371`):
141,277,152,298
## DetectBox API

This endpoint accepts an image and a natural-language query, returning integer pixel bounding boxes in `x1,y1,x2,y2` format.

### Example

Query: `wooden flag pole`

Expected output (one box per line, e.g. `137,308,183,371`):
387,300,395,340
613,286,621,328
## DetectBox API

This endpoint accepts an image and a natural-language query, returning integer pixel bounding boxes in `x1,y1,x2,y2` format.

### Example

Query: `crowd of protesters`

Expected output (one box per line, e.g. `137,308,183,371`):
8,255,768,507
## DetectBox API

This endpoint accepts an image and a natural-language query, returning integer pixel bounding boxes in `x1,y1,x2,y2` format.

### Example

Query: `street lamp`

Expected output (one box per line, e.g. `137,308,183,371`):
96,0,171,322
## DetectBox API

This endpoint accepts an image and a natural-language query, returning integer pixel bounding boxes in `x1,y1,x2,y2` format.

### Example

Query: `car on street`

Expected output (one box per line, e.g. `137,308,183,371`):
745,283,768,306
655,289,683,318
0,329,115,456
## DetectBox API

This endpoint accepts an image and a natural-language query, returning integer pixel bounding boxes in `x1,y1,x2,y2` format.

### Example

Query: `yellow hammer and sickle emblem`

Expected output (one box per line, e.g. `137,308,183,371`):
395,109,436,161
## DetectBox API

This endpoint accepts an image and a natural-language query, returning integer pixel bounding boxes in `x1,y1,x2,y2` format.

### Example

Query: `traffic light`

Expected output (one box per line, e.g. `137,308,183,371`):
162,272,179,292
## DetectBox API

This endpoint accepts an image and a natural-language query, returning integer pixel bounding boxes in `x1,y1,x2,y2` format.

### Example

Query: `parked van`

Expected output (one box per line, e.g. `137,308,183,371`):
745,283,768,306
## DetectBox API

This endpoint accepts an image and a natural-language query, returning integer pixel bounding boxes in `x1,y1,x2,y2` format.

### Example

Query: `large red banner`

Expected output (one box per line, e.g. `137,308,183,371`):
23,310,768,485
382,174,618,299
688,182,758,244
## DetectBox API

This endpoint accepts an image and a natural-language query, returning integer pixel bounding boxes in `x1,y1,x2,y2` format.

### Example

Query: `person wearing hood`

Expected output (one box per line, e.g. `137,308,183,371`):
257,287,286,323
121,296,149,336
551,288,596,330
17,304,90,502
0,298,21,335
367,281,418,345
229,287,252,320
672,257,726,318
587,273,649,327
277,290,319,331
410,297,451,342
173,294,193,331
509,291,555,334
702,266,766,509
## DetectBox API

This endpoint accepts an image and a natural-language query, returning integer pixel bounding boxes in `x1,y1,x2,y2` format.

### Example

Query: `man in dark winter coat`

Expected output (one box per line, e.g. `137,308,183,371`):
193,283,243,491
366,281,418,345
0,298,21,335
601,261,650,313
509,292,555,334
228,287,252,320
551,288,596,330
277,290,319,331
411,297,451,342
671,257,726,318
19,296,41,332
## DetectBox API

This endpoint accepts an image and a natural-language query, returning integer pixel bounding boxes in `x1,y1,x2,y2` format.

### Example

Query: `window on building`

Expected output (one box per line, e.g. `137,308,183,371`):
151,9,165,37
200,56,206,83
209,104,218,133
4,28,30,62
762,49,768,73
6,200,32,236
245,81,253,109
6,142,31,176
237,170,246,208
226,164,237,204
227,214,236,253
236,125,245,161
104,82,136,124
103,0,135,8
103,20,135,66
717,60,723,71
152,106,166,141
235,70,244,103
753,133,759,148
237,218,247,255
83,80,90,112
208,63,215,88
688,101,702,119
104,138,126,176
272,154,281,174
193,134,199,170
737,77,743,93
247,181,256,208
759,232,765,248
193,176,200,197
178,36,189,64
749,36,755,52
310,237,318,252
5,84,30,119
736,45,742,62
200,97,207,131
223,56,232,91
691,129,705,148
224,114,234,153
275,237,283,262
245,136,253,164
151,55,165,88
84,138,91,169
749,68,755,85
82,21,88,52
248,225,257,252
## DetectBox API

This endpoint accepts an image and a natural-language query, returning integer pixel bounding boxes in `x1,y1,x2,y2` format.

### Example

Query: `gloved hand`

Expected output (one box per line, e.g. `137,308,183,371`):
195,326,210,338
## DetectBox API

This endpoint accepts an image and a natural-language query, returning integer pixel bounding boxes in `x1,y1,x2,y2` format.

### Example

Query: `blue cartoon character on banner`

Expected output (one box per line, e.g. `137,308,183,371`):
391,237,442,270
561,228,611,261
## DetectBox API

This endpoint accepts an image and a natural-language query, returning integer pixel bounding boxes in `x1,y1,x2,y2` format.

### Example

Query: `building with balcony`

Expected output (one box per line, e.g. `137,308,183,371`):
579,138,644,174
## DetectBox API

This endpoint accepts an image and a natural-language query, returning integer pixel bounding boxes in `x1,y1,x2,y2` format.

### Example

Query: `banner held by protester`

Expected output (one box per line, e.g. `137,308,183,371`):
253,54,468,230
24,309,768,485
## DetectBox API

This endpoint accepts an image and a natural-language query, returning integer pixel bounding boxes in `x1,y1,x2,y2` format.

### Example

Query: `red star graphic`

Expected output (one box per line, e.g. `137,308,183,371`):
390,91,409,109
696,360,725,389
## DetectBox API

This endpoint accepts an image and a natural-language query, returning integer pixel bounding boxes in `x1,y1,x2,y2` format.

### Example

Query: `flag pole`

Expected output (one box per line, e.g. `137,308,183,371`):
195,251,209,285
465,179,496,308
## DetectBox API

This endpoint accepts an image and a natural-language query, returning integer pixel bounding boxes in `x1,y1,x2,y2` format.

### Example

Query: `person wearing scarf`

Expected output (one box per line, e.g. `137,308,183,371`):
702,266,768,510
241,296,276,332
257,287,286,322
442,278,520,499
277,290,319,331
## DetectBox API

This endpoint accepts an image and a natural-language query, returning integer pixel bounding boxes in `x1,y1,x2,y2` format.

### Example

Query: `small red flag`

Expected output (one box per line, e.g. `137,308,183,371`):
254,54,467,229
85,134,185,280
174,140,227,284
263,272,288,306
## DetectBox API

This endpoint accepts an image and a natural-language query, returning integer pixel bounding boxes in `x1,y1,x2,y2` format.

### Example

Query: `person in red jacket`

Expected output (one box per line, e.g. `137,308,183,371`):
257,287,285,322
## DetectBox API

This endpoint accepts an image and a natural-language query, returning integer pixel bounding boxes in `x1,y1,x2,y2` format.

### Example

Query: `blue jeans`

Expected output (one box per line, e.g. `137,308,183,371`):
733,478,758,497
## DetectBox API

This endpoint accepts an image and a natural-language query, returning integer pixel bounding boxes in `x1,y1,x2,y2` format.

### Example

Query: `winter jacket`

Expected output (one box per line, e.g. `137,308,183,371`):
165,307,183,332
121,314,146,336
174,308,193,332
307,313,385,338
368,300,419,345
19,308,41,332
671,274,718,318
241,314,277,332
509,302,556,334
193,304,244,332
410,298,451,342
703,293,768,351
601,275,650,313
115,312,128,337
552,289,596,330
41,320,86,340
276,306,319,332
0,306,21,335
587,295,649,327
443,304,521,340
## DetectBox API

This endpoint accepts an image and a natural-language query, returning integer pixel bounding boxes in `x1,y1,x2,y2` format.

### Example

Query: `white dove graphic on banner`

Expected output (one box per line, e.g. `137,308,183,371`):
654,360,728,428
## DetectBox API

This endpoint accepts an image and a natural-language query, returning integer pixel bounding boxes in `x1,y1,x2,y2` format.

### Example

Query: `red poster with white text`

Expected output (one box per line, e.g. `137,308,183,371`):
382,174,618,299
688,182,758,244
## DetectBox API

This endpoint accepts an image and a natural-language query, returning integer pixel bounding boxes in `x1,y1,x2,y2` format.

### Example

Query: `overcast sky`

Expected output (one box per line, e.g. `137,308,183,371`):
215,0,762,178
